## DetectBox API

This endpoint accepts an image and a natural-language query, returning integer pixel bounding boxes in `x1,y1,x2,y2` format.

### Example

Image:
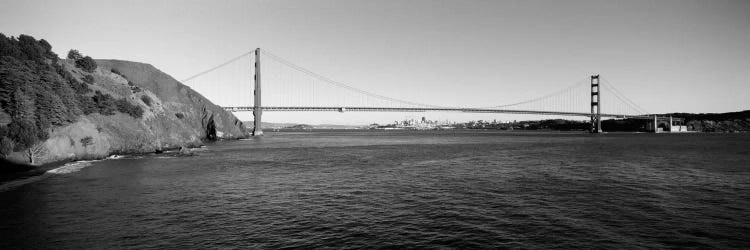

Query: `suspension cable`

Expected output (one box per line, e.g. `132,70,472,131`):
260,49,452,108
600,77,649,115
181,51,252,83
478,77,589,109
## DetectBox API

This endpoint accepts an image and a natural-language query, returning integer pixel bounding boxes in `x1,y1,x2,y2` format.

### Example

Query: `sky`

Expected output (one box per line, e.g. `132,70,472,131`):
1,0,749,125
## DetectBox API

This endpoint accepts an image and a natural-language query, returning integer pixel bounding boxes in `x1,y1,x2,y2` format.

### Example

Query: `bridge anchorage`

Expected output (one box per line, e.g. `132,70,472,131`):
182,48,683,136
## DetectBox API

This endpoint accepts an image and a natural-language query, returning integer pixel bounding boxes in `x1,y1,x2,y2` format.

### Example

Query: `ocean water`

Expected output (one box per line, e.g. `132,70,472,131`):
1,131,749,249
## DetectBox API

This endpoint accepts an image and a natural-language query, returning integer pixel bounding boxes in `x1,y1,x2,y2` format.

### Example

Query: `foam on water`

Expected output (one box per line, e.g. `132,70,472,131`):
0,161,97,191
0,156,124,191
46,160,99,175
107,155,125,159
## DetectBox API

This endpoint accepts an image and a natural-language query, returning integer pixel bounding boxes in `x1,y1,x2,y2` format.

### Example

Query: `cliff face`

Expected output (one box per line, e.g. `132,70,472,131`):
29,59,248,164
97,60,247,138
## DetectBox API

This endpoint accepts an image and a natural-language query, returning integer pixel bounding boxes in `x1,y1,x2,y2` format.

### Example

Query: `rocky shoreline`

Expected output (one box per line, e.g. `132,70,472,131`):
0,142,213,186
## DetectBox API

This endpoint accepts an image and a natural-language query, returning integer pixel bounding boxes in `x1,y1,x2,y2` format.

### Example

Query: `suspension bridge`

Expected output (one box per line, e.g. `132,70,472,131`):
182,48,675,136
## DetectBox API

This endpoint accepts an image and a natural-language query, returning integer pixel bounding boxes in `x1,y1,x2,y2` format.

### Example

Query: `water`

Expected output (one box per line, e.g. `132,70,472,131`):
1,131,749,249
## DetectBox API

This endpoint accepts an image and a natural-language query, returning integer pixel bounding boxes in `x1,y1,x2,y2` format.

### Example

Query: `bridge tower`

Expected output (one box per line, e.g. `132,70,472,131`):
590,75,602,133
252,48,263,136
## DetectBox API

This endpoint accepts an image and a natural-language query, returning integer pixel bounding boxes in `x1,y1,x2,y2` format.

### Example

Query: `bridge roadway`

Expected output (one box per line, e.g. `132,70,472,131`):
222,106,653,119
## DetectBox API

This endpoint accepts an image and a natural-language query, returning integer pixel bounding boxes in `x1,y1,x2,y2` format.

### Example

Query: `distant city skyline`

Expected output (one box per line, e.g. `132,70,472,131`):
1,0,749,124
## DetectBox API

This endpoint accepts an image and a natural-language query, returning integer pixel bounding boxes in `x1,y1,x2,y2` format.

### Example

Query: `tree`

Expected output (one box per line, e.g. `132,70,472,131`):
0,34,99,153
0,136,14,157
75,56,97,72
67,49,82,60
0,33,24,59
8,120,38,149
27,142,48,165
38,39,57,61
17,35,46,63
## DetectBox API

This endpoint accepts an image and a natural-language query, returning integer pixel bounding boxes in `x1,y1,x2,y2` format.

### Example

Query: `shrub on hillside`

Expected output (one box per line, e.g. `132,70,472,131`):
91,91,116,115
67,49,82,60
115,99,143,119
79,96,97,115
127,80,142,92
68,49,97,72
140,95,152,106
81,91,143,119
75,56,97,72
111,68,124,78
83,75,95,84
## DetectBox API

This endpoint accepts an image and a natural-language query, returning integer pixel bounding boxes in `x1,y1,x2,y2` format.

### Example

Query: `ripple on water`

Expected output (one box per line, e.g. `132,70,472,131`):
0,132,749,249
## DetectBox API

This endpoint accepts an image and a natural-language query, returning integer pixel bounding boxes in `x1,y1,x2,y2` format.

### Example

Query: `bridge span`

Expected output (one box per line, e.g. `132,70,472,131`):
223,106,643,119
182,48,678,136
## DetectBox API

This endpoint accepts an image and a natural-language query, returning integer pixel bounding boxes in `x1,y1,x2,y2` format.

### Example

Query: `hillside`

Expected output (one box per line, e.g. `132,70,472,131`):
599,111,750,132
0,34,248,167
669,110,750,132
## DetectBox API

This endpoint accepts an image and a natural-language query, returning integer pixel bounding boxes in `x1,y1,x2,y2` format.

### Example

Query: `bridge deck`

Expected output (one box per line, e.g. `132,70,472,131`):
222,106,654,119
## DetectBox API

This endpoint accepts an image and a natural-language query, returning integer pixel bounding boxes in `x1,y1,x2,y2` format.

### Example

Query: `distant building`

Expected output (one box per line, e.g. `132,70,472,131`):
646,116,688,133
